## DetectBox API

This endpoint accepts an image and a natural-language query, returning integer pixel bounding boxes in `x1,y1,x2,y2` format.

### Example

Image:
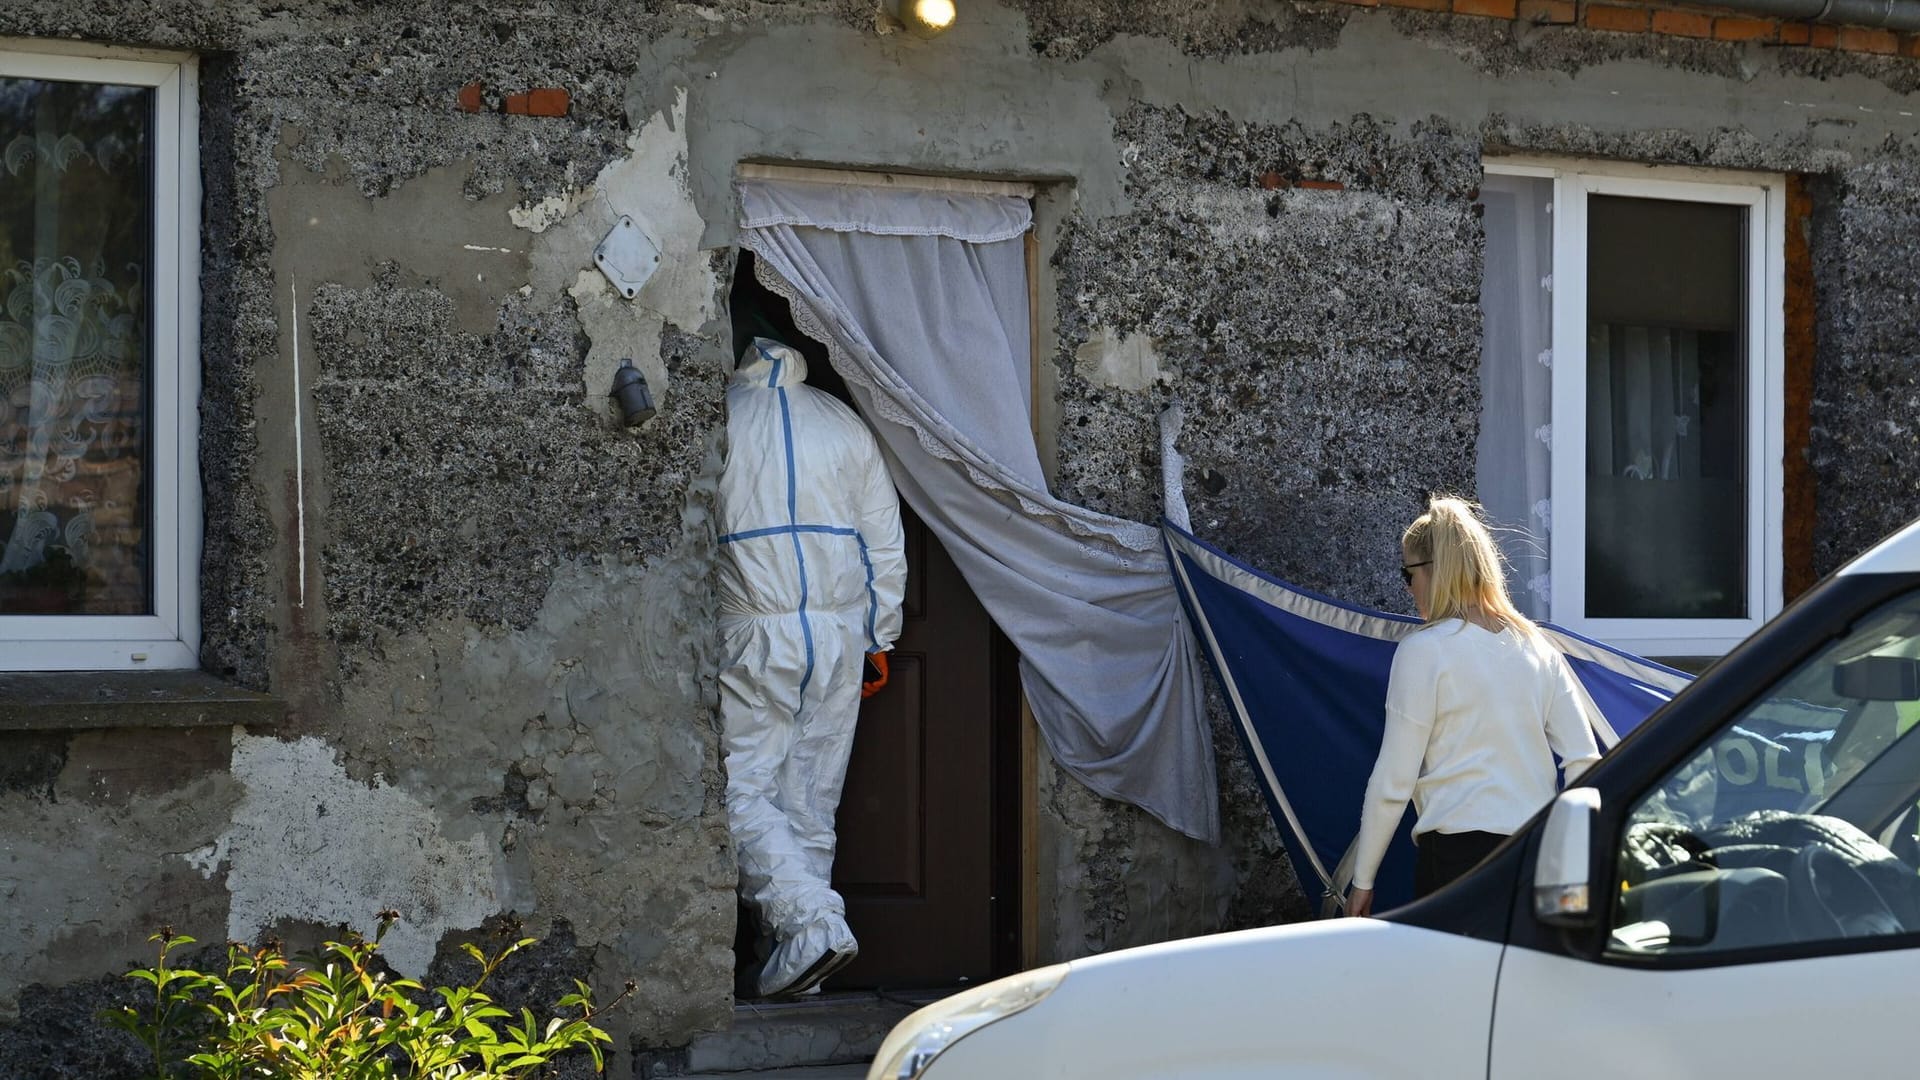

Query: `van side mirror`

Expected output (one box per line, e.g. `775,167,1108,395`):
1534,788,1601,927
1834,654,1920,701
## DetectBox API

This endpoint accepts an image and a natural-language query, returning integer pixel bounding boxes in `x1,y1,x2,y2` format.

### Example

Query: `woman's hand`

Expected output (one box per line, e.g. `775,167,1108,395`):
1345,887,1374,917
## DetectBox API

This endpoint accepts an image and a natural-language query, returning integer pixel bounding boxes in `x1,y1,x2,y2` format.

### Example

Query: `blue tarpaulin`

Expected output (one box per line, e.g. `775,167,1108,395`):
1162,519,1696,913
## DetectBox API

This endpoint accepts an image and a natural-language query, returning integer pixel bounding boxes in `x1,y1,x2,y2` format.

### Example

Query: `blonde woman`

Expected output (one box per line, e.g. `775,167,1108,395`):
1344,496,1602,917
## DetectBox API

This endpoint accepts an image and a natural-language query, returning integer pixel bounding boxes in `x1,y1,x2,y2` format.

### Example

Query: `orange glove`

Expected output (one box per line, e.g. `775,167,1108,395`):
861,651,890,699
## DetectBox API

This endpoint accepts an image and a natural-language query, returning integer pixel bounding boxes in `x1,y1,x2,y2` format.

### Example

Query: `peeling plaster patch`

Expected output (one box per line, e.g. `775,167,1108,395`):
570,270,675,427
532,87,716,422
182,836,229,879
264,143,528,335
223,735,503,976
595,84,716,324
1075,327,1168,391
511,186,590,234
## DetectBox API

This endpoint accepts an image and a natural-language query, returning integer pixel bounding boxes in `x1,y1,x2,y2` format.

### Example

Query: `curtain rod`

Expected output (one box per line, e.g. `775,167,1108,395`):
736,162,1038,199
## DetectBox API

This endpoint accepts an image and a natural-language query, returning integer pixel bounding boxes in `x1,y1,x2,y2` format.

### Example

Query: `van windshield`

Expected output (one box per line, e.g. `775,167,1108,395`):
1609,588,1920,957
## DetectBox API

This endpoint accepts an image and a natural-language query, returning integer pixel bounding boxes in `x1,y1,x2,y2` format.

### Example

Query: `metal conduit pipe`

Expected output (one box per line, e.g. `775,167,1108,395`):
1712,0,1920,31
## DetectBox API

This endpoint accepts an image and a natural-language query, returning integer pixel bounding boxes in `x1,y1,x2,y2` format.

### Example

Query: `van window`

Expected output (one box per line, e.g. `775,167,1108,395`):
1608,589,1920,957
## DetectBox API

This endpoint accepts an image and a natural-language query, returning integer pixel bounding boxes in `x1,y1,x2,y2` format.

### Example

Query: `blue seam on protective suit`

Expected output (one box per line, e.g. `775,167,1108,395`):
721,523,876,647
719,524,858,544
773,371,816,701
855,532,879,650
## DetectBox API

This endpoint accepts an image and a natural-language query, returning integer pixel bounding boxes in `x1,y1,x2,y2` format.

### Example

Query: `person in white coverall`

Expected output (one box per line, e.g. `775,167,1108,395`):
717,337,906,999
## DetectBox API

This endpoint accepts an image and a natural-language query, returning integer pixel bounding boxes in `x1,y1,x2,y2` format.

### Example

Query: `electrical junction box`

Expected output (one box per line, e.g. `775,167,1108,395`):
594,215,662,299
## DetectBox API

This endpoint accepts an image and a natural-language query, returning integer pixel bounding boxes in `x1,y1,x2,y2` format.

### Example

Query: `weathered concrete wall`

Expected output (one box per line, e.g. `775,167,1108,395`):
1808,152,1920,577
3,0,1920,1074
0,728,236,1013
211,10,749,1062
1,3,767,1073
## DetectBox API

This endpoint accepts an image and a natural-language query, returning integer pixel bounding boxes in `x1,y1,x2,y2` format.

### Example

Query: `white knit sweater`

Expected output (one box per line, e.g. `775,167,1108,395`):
1351,619,1604,891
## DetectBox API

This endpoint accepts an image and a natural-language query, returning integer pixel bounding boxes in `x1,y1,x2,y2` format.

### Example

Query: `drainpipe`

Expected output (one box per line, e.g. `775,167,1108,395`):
1713,0,1920,30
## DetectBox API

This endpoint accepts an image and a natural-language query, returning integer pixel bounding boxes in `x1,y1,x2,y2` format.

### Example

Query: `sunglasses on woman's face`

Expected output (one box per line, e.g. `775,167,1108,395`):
1400,560,1431,586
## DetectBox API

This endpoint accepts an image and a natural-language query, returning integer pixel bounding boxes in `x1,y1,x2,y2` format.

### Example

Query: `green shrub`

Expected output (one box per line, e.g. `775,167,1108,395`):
105,913,620,1079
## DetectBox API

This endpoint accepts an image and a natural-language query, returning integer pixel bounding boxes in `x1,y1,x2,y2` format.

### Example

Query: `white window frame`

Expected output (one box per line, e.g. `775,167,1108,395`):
0,42,201,671
1486,157,1785,658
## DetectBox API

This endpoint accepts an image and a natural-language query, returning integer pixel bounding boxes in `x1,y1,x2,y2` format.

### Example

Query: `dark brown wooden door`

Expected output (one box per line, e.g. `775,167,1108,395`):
831,506,998,988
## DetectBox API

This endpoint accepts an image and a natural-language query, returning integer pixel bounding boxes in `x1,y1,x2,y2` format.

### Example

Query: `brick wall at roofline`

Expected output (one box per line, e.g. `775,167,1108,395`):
1341,0,1920,56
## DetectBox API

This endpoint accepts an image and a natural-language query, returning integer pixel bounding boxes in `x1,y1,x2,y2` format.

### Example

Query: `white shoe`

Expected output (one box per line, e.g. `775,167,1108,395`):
757,914,858,999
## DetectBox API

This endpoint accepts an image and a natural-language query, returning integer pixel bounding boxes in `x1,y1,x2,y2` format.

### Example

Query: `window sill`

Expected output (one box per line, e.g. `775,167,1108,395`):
0,670,284,732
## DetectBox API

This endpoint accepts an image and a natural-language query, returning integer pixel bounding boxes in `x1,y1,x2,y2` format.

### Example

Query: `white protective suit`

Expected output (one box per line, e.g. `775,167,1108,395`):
717,338,906,998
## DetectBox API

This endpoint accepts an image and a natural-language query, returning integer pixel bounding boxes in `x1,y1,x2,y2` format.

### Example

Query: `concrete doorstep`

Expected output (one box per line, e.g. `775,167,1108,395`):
648,989,941,1077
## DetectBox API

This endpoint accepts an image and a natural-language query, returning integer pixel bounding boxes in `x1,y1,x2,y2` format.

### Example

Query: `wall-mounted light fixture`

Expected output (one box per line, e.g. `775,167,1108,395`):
884,0,957,37
610,359,657,426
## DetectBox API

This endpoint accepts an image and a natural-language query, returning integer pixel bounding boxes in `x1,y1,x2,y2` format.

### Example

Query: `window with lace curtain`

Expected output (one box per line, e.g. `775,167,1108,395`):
0,45,199,670
1476,161,1785,659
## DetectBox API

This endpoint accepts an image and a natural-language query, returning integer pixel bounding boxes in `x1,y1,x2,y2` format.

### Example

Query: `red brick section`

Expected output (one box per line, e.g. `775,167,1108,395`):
1384,0,1452,12
498,88,570,117
1810,23,1839,47
1904,32,1920,57
1651,8,1712,36
1779,22,1812,44
1839,25,1899,52
1584,4,1651,31
1453,0,1517,18
1782,175,1817,602
527,88,571,117
457,82,485,113
1713,16,1778,41
1517,0,1576,22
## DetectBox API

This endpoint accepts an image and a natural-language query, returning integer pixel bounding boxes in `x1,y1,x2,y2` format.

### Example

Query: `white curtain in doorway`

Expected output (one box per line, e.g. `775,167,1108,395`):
738,178,1220,844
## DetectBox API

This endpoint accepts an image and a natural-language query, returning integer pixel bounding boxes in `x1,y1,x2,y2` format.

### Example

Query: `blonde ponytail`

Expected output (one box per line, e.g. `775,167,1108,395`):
1402,496,1534,635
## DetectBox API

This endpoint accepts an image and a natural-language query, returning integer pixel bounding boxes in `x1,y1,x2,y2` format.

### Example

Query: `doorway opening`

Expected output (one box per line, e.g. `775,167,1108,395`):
724,249,1025,997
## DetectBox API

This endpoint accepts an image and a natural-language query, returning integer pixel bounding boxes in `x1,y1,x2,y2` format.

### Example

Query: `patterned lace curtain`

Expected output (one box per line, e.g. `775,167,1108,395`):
0,77,151,615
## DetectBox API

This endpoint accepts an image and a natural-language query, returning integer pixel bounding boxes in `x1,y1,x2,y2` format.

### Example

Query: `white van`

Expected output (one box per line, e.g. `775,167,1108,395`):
868,514,1920,1079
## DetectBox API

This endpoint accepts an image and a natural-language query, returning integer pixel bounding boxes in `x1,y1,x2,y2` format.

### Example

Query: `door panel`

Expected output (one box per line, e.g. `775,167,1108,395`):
833,506,997,987
832,653,924,896
1491,945,1913,1078
1496,581,1920,1076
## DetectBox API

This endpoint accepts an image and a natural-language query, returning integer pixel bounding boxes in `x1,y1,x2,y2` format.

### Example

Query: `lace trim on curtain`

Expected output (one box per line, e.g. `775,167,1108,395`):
737,178,1032,245
741,233,1162,564
737,211,1030,245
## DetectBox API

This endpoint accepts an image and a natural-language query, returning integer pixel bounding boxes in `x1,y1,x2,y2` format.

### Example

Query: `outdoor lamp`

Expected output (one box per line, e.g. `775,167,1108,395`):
885,0,957,37
610,359,657,426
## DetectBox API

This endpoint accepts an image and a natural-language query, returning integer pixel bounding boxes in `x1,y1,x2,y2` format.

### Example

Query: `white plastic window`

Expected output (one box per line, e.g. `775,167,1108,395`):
0,44,200,670
1480,159,1785,658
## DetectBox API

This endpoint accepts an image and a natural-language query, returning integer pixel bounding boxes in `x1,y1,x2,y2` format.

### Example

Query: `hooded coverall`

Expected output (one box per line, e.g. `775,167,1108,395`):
717,338,906,998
